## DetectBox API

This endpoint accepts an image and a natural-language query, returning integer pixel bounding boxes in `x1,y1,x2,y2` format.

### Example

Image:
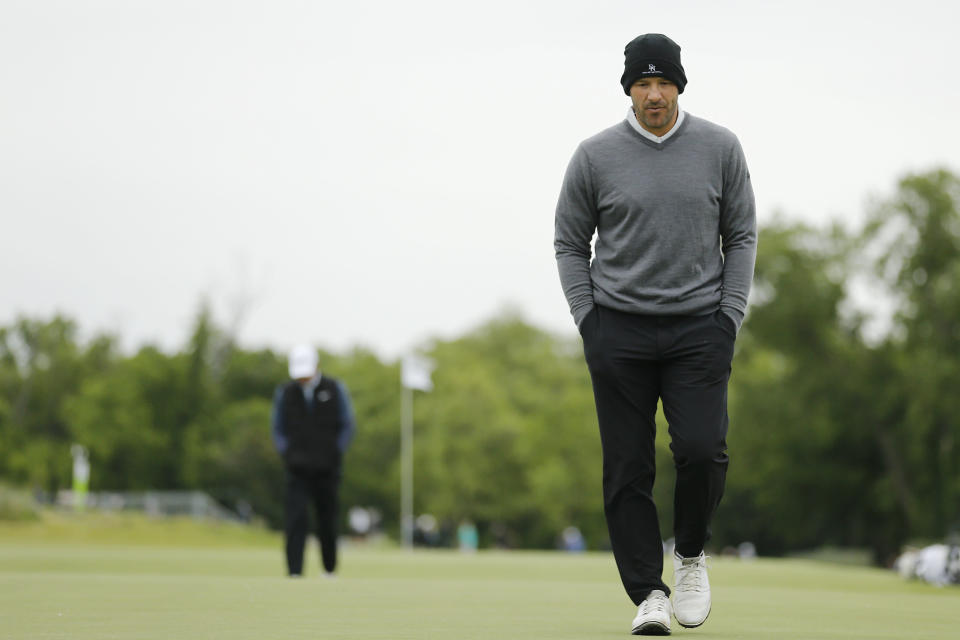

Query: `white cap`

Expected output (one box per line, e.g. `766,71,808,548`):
288,344,318,379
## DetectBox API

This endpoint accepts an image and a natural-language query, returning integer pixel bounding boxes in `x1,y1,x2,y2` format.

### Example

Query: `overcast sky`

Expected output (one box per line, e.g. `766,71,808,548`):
2,0,958,358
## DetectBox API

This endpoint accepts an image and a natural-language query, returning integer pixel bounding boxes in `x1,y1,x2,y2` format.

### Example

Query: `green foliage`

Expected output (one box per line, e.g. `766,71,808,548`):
324,349,402,527
66,351,170,490
0,316,116,491
861,169,960,546
184,398,284,526
414,315,602,547
715,168,960,561
719,221,873,554
2,168,959,558
0,484,40,521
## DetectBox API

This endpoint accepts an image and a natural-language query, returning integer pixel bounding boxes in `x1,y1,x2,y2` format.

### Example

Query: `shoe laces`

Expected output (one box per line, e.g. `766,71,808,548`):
640,590,669,615
675,554,709,592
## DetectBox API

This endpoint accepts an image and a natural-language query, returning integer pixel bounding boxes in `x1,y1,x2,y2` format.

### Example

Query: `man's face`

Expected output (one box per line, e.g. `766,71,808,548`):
629,77,679,136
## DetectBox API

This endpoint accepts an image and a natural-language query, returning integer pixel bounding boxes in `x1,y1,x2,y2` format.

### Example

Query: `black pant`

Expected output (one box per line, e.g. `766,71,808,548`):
580,305,734,605
284,467,341,576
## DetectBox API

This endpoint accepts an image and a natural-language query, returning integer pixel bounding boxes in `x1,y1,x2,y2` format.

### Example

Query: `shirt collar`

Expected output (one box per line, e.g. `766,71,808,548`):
300,373,322,397
626,107,685,143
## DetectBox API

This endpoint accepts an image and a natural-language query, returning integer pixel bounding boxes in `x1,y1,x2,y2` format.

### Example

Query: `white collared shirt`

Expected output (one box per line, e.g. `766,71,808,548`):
626,107,685,143
300,373,322,402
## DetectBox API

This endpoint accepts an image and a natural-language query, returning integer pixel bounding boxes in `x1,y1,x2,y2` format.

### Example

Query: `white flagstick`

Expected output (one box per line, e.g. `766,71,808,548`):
400,355,433,550
401,384,414,549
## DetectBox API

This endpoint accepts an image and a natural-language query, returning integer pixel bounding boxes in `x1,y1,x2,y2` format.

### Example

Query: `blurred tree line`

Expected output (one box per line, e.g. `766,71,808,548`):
1,169,958,562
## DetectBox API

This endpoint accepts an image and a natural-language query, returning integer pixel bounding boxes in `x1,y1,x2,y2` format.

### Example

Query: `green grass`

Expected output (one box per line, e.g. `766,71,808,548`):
0,510,279,547
2,516,959,639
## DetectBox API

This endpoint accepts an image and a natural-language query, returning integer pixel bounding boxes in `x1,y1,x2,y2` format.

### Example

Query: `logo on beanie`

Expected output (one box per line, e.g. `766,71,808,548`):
641,63,663,77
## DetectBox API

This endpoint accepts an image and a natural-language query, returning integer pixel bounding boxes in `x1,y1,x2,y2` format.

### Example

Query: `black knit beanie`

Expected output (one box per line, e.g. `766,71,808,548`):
620,33,687,95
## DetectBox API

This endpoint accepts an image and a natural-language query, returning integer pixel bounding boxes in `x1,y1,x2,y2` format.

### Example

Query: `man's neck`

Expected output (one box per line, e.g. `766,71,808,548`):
637,110,677,136
627,107,685,143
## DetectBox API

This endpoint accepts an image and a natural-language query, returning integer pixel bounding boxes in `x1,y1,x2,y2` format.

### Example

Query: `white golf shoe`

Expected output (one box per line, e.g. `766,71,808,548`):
631,589,672,635
672,551,711,628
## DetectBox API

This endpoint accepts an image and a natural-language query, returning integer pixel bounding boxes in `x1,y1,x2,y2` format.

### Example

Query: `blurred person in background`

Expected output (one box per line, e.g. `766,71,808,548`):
554,33,756,635
272,344,356,577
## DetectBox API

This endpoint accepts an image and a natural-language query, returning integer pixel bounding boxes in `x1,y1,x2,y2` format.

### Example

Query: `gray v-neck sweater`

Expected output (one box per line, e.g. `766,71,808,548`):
554,113,757,330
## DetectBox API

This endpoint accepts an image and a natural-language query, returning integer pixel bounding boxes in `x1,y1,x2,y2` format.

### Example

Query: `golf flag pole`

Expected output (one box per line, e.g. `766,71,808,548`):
401,354,433,550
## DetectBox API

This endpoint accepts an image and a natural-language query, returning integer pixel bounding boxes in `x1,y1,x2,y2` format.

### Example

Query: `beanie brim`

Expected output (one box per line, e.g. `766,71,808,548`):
620,59,687,95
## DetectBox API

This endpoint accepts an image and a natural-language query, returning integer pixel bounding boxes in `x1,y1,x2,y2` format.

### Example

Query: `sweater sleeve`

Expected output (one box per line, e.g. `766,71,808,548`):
554,144,598,328
718,136,757,331
270,385,288,455
335,380,356,454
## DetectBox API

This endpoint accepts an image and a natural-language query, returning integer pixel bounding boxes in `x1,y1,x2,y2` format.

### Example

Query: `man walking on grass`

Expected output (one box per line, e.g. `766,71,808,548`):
272,344,356,577
554,33,756,635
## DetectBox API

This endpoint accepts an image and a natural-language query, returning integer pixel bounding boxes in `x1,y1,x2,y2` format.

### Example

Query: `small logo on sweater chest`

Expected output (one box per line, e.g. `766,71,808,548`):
317,390,332,402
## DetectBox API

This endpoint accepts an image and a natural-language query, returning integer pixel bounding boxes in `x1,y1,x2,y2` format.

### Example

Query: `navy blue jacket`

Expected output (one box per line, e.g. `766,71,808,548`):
271,376,355,469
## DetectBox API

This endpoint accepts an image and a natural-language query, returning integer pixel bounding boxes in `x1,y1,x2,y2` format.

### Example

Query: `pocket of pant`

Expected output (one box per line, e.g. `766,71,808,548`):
578,305,599,337
713,310,737,340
